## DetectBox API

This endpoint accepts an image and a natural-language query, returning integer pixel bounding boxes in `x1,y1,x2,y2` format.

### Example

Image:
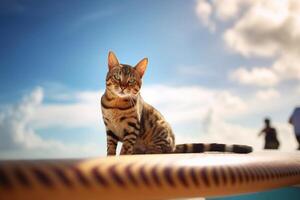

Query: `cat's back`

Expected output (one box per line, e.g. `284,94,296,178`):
141,101,173,131
138,101,175,151
142,102,163,119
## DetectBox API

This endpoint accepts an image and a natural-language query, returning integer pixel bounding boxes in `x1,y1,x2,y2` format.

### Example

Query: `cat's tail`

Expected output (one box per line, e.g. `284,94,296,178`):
174,143,252,154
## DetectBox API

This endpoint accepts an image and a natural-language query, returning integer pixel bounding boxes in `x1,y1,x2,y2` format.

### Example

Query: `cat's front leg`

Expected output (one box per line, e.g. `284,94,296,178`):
120,128,139,155
106,130,119,156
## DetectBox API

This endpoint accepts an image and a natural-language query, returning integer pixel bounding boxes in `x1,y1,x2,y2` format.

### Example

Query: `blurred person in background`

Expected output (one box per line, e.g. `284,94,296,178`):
258,118,280,150
289,107,300,150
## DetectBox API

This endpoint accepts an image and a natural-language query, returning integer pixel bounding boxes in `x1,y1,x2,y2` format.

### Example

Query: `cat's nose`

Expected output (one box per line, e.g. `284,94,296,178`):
120,85,126,91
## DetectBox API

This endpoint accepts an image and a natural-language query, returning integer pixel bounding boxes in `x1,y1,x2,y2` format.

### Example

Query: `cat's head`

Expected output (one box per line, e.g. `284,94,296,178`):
105,51,148,98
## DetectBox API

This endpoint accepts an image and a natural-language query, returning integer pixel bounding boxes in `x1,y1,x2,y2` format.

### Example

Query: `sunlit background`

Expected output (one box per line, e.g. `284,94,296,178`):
0,0,299,159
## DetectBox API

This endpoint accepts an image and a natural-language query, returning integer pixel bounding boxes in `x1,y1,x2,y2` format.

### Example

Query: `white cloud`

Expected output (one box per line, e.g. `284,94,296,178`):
276,122,298,151
230,54,300,87
0,87,103,159
255,88,280,101
297,86,300,94
0,87,46,150
141,85,246,123
222,0,300,58
33,101,100,129
230,67,279,87
272,54,300,80
196,0,300,87
195,0,215,32
212,0,248,21
200,110,262,150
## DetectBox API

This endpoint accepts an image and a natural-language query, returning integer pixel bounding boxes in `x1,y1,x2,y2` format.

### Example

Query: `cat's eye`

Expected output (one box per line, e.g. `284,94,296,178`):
128,79,135,84
113,73,120,80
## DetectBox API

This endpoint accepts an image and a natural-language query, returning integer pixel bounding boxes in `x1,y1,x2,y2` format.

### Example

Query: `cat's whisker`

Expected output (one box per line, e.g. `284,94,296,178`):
128,96,135,107
131,96,136,107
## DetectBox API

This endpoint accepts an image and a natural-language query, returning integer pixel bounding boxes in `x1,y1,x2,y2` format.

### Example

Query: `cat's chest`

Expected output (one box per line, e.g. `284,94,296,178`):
102,108,139,139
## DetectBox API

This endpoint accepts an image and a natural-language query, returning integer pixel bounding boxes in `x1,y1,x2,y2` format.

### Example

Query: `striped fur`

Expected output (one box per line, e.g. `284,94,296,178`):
175,143,252,154
101,51,252,155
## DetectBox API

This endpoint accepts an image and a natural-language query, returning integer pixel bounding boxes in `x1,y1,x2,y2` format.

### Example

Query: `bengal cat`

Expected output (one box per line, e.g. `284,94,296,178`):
101,51,252,155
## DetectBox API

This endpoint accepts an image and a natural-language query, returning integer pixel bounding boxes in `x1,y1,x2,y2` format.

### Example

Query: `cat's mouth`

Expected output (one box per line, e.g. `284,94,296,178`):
111,88,135,98
114,90,130,97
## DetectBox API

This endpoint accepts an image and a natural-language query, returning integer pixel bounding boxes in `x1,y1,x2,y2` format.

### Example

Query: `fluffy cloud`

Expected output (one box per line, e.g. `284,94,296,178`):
213,0,245,21
196,0,300,87
195,0,253,31
141,85,247,123
0,87,48,150
276,122,299,151
230,67,279,87
255,88,280,101
230,53,300,87
272,54,300,80
223,0,300,58
195,0,215,32
0,87,62,156
297,86,300,94
33,97,101,129
0,87,103,159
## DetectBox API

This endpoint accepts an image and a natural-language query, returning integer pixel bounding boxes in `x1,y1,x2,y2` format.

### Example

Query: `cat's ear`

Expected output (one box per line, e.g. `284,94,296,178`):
135,58,148,78
108,51,120,70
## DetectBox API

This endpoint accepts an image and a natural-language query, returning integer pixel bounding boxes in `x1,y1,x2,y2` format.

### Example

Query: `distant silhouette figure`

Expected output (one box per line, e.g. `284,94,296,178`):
258,118,279,149
289,107,300,150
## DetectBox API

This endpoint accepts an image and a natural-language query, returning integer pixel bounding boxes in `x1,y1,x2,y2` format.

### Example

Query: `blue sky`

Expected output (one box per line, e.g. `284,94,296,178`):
0,0,300,158
0,0,262,97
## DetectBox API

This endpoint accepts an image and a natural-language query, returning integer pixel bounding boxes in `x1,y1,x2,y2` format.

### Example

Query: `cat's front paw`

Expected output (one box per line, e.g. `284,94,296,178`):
120,147,133,155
